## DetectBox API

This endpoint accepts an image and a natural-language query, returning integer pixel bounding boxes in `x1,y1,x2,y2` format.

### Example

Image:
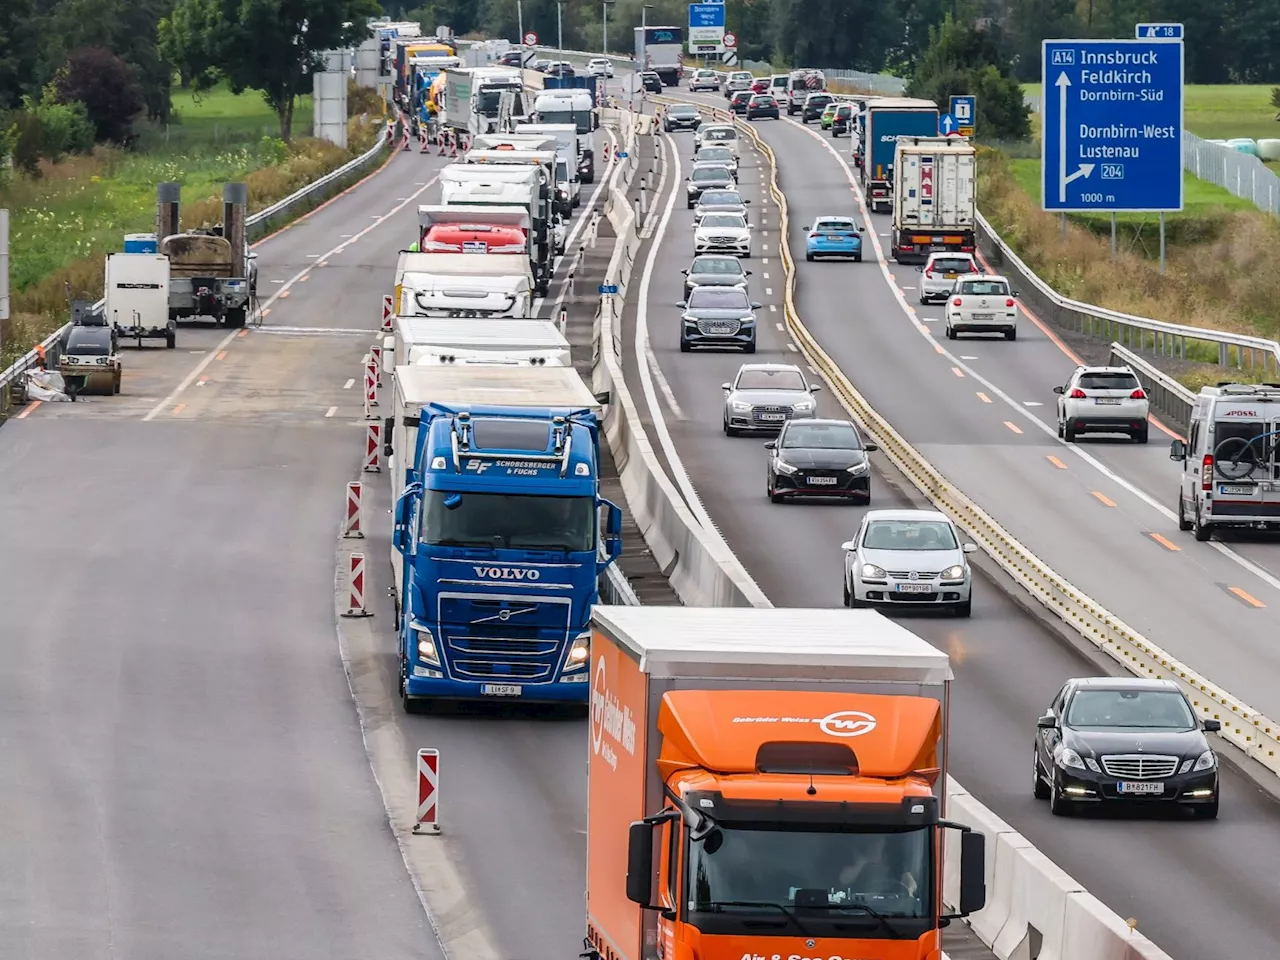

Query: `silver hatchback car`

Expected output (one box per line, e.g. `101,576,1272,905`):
722,363,820,435
841,509,977,616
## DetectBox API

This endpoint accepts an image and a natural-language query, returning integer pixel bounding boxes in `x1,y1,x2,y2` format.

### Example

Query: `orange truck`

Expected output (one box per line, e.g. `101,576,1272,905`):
585,606,986,960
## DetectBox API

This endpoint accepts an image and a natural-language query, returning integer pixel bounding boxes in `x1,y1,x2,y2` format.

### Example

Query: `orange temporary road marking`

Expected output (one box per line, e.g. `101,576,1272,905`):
1047,455,1067,469
15,401,40,419
1229,586,1265,608
934,343,944,355
237,328,249,337
216,351,227,361
976,392,992,403
1003,421,1023,435
1091,491,1117,507
172,403,186,416
280,289,291,298
1149,533,1180,552
952,366,964,378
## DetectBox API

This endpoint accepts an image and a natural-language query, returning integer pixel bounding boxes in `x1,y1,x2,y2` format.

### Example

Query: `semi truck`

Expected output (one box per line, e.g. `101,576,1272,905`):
509,123,589,186
394,251,533,319
417,204,530,254
531,91,597,183
853,98,940,214
388,367,623,708
584,605,987,960
439,164,554,294
890,136,977,264
461,149,564,227
634,26,684,86
441,66,525,135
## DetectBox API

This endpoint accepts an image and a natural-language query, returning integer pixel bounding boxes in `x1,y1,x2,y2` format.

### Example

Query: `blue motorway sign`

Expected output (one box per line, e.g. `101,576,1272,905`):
689,3,725,28
1137,22,1183,39
1041,39,1184,213
599,284,619,295
939,113,958,135
949,95,975,135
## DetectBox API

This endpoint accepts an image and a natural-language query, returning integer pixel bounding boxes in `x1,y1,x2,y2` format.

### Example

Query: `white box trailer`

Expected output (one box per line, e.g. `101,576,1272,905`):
387,364,604,583
439,164,553,295
890,136,977,264
389,315,570,373
105,253,176,348
394,250,533,319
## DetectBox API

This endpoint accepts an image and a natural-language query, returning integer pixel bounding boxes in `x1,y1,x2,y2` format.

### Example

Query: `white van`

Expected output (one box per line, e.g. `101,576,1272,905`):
1170,382,1280,540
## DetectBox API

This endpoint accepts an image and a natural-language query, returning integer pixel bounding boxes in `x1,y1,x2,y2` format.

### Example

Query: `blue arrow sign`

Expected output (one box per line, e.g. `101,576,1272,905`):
598,284,619,295
1041,39,1184,213
1136,22,1183,39
688,3,725,28
939,113,958,135
949,95,975,127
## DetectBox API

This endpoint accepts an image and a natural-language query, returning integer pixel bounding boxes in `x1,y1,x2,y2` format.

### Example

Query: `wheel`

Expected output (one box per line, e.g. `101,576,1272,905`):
945,325,956,340
1064,423,1077,442
1192,797,1219,820
1134,424,1149,444
806,252,813,261
1193,505,1214,542
724,420,738,437
1057,417,1065,439
165,327,176,349
743,340,756,354
225,307,246,329
679,338,691,353
687,200,694,209
400,658,424,715
1049,777,1074,817
854,254,862,262
842,576,851,607
919,294,927,305
769,485,783,503
954,598,972,618
1177,495,1193,531
1033,749,1051,800
1005,328,1017,341
113,375,121,395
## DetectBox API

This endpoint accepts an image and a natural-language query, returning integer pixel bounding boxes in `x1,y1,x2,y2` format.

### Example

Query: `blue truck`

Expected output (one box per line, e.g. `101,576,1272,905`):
390,366,623,710
853,97,940,214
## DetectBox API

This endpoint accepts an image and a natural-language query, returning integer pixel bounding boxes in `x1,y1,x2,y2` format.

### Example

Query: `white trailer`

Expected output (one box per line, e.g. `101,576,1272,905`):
890,136,977,264
394,251,533,319
389,316,569,376
105,253,176,348
439,164,553,294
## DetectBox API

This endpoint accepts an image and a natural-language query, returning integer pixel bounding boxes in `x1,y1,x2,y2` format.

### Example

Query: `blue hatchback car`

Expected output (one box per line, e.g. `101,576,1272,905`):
804,216,865,262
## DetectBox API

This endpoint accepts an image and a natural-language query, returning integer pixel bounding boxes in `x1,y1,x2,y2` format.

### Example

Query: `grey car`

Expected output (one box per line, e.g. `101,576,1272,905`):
679,285,761,353
721,363,819,434
694,145,739,180
841,508,976,616
687,164,736,208
681,254,751,300
664,103,702,132
693,188,750,225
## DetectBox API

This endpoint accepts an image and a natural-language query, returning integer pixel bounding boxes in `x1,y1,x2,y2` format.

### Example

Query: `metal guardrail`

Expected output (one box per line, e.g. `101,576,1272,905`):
1108,341,1197,434
599,562,642,606
1,127,397,418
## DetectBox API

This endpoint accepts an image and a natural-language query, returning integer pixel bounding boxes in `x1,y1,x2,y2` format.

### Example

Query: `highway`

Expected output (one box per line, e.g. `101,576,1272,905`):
621,87,1280,958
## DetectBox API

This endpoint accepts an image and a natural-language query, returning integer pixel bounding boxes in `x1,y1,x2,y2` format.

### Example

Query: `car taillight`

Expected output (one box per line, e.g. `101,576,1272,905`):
1069,389,1086,399
1130,388,1146,400
1005,298,1015,307
1202,454,1213,491
924,269,933,279
952,298,962,306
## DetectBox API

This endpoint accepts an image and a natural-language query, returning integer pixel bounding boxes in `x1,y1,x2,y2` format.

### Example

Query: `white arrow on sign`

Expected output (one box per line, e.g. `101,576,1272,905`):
1055,72,1096,202
941,115,955,134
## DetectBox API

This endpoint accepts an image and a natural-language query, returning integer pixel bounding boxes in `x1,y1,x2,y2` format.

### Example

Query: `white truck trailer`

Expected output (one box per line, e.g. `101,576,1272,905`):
394,251,534,319
890,136,977,264
105,252,177,348
439,164,554,295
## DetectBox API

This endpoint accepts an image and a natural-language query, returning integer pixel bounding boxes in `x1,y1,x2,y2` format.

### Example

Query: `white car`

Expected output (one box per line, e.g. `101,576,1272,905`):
587,57,613,78
724,71,754,96
1053,365,1150,444
841,509,976,617
694,123,739,156
694,212,752,257
944,273,1019,341
917,251,978,304
689,69,721,92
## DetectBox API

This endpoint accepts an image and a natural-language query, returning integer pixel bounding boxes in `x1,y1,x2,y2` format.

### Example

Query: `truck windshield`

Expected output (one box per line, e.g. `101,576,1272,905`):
688,824,931,921
421,490,595,552
478,90,503,115
538,109,591,134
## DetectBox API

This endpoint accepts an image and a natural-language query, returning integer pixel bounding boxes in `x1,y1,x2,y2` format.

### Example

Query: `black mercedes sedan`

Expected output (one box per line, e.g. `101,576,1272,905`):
746,93,780,120
764,419,877,502
1034,677,1220,819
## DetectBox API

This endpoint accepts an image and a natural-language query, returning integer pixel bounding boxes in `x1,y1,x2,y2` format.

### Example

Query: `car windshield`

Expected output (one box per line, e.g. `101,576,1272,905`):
700,214,746,229
863,520,958,551
689,287,750,310
670,105,697,117
1066,689,1196,729
420,490,595,552
960,280,1009,296
703,127,735,140
808,95,832,106
700,191,741,205
1077,371,1141,390
687,824,931,920
692,258,743,275
929,257,975,273
732,72,751,81
835,105,852,116
815,220,855,232
737,369,806,391
783,422,860,449
692,167,730,181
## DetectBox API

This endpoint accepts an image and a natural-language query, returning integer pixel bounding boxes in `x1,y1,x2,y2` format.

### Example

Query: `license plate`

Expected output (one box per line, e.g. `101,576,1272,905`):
1118,781,1164,795
1219,484,1254,495
971,313,994,321
462,241,487,253
758,413,785,421
481,684,523,697
807,476,838,485
1095,398,1121,405
706,323,733,334
896,583,934,594
944,272,959,279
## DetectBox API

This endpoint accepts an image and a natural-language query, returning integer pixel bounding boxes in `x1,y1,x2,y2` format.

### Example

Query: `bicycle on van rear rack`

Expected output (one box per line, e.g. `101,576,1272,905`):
1213,430,1280,480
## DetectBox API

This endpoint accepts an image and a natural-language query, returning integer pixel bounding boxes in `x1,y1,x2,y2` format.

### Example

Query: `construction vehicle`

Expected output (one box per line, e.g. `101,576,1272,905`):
156,183,258,328
585,605,987,960
57,302,121,398
105,252,176,348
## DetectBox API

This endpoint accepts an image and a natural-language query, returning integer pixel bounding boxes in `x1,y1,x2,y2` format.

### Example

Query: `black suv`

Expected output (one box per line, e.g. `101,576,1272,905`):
801,93,834,123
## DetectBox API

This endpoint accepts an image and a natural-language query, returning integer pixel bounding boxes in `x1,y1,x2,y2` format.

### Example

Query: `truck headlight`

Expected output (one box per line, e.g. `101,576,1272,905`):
565,631,590,670
411,621,440,666
941,564,965,580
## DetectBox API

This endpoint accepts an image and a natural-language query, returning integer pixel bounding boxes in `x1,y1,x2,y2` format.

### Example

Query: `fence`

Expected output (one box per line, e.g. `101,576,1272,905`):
0,124,398,420
1183,130,1280,216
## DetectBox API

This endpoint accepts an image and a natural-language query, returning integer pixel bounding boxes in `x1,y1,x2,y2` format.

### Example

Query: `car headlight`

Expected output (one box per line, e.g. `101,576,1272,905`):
1192,749,1217,772
411,621,440,666
565,631,590,670
941,564,965,580
774,459,798,475
793,399,814,412
860,563,886,579
731,401,751,412
846,461,869,475
1056,746,1087,771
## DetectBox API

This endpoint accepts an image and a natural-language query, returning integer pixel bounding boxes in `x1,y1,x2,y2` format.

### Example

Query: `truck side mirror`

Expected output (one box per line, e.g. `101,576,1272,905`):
958,830,986,916
625,821,656,907
392,491,411,555
1170,439,1187,461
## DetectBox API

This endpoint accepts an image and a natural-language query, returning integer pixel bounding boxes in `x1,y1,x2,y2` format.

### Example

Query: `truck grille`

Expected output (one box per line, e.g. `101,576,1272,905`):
1100,755,1180,779
453,660,552,680
437,594,571,685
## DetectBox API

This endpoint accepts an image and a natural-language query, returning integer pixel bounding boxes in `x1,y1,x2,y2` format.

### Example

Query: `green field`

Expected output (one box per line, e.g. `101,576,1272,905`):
1022,82,1280,142
135,84,315,151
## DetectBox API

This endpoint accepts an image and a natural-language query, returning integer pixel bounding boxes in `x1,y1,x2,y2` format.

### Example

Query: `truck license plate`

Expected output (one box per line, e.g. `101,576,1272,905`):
463,241,487,253
896,583,933,594
1118,781,1163,795
481,684,523,697
807,476,837,485
1219,484,1254,495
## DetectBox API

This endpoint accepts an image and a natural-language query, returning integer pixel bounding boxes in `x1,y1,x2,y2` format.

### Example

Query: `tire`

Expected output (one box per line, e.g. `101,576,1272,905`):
1049,778,1074,817
1057,417,1065,439
687,200,694,209
165,327,176,349
1194,505,1214,542
724,420,738,437
842,576,852,607
1005,328,1017,341
945,325,956,340
113,375,122,395
919,294,927,305
679,338,691,353
1033,749,1051,800
806,252,813,261
1134,424,1149,444
400,659,424,715
1064,423,1077,443
954,598,972,618
743,340,756,354
769,484,783,503
225,307,246,329
854,254,862,262
1177,495,1193,531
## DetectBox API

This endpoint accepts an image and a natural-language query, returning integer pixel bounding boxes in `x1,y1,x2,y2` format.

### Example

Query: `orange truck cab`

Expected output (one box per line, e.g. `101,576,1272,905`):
585,607,986,960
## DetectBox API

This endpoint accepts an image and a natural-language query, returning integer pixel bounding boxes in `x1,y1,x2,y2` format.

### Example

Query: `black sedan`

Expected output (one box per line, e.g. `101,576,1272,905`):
640,71,663,93
801,93,834,123
663,103,702,132
764,419,877,502
729,90,752,115
1034,677,1221,819
831,103,855,137
746,93,780,120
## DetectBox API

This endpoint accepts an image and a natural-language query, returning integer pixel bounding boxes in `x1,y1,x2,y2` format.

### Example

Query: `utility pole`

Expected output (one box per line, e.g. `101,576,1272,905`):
603,0,615,56
557,0,565,63
517,0,525,64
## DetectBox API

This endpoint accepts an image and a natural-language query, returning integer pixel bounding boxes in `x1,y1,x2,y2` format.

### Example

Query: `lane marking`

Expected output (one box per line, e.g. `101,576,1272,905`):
1149,533,1180,552
786,343,798,351
1229,586,1265,608
1092,491,1117,507
307,254,322,258
142,173,440,422
775,323,784,331
951,366,964,378
172,403,186,416
1003,420,1023,435
977,392,992,403
325,405,338,418
763,272,770,279
1047,455,1068,469
344,378,355,389
1024,400,1044,407
765,287,773,296
770,304,777,312
16,401,40,419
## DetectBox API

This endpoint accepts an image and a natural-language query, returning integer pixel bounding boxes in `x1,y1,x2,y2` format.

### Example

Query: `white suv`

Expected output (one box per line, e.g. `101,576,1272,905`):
689,69,721,92
1054,365,1150,443
944,273,1019,340
917,252,978,304
587,57,613,78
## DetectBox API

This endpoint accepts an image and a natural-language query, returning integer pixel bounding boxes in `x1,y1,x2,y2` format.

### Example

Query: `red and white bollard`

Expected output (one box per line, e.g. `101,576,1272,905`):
413,748,441,835
420,129,429,153
370,344,383,386
340,552,372,618
363,422,382,473
437,130,446,155
343,481,364,538
603,142,611,165
364,357,378,417
449,131,458,158
381,293,394,332
558,306,568,335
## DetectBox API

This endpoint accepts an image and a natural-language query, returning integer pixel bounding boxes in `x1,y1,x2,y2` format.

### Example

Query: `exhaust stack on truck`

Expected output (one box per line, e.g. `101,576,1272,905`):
585,606,986,960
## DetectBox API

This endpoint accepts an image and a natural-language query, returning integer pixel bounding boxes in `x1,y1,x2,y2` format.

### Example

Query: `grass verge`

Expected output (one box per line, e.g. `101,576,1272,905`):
2,87,381,369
